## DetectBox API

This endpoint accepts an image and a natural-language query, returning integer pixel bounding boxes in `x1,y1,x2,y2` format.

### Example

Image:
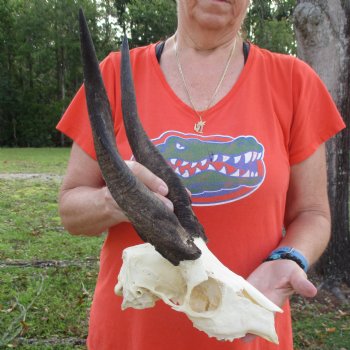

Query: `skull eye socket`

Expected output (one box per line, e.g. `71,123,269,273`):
189,277,222,313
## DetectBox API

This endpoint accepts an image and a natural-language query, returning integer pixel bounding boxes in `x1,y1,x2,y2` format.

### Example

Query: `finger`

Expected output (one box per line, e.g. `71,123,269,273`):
154,193,174,211
126,160,168,195
290,270,317,298
242,334,256,343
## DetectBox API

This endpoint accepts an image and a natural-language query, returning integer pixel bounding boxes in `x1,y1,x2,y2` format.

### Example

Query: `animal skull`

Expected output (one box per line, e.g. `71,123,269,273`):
115,238,282,343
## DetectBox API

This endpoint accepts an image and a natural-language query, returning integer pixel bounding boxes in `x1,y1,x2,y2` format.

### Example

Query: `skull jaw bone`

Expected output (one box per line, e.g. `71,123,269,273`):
115,238,282,344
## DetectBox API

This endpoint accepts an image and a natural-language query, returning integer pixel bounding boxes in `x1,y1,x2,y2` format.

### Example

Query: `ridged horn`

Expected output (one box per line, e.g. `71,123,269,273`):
78,9,201,265
120,37,207,242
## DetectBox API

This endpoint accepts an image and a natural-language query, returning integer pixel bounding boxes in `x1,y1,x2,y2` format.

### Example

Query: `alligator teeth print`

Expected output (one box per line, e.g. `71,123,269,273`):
152,131,266,206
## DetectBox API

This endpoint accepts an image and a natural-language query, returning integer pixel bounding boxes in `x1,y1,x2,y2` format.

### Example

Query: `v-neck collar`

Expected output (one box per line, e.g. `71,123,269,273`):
149,42,256,125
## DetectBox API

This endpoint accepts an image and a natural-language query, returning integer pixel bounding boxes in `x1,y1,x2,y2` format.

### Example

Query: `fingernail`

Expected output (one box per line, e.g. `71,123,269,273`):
242,335,256,343
165,199,174,211
158,184,168,195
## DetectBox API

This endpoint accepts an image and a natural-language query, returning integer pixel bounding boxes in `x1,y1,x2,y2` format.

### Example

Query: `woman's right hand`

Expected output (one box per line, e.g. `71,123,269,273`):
104,160,174,223
59,143,174,236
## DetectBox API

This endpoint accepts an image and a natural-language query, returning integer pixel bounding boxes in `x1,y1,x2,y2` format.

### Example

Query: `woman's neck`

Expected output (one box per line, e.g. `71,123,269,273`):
173,28,241,58
175,20,241,52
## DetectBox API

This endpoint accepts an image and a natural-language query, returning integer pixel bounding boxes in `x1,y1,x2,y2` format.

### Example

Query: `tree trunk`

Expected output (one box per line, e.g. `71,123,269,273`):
294,0,350,286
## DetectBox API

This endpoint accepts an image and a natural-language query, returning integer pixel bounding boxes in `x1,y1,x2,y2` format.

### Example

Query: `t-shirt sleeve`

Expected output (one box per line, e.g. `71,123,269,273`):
56,52,119,160
289,58,345,165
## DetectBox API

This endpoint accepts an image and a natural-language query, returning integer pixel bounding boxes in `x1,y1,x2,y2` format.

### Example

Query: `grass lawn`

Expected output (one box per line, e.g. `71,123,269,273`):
0,148,349,349
292,291,350,349
0,148,102,349
0,148,71,175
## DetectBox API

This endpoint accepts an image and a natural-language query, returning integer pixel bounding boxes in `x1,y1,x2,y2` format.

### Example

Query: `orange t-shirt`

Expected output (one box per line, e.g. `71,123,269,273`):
57,43,345,350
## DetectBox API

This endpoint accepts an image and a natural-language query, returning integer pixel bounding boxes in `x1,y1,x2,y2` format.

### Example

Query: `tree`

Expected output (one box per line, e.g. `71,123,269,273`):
0,0,18,145
294,0,350,288
126,0,177,48
244,0,296,55
0,0,103,147
0,0,302,147
113,0,131,35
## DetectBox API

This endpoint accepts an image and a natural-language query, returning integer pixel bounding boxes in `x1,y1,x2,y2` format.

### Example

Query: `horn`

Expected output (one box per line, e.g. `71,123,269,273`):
120,37,207,242
78,9,201,265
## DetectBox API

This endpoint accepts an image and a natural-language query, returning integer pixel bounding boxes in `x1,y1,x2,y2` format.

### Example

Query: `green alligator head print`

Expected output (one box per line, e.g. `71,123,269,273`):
153,131,266,206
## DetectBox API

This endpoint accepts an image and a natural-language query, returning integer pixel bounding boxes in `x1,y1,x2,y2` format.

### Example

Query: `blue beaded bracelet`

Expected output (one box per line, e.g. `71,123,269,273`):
264,247,309,272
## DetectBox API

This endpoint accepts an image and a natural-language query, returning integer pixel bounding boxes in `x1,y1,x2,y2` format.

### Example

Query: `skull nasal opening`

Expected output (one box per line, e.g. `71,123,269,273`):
189,277,222,313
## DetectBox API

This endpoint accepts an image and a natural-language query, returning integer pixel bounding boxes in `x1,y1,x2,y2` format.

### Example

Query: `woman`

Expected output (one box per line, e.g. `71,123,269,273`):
57,1,345,349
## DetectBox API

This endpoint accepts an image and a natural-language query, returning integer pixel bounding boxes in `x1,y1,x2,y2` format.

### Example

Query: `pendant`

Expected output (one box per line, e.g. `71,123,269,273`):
194,120,206,134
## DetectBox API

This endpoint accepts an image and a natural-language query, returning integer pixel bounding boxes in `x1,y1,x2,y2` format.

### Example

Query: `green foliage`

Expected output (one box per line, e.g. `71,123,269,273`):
0,0,297,147
0,0,112,147
127,0,177,47
244,0,296,54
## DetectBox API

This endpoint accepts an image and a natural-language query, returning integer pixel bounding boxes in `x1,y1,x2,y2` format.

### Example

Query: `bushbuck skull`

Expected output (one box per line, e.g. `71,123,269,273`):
78,9,281,343
115,239,281,343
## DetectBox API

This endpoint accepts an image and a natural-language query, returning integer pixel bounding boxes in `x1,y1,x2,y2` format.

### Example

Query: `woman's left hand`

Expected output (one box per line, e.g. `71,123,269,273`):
242,259,317,343
247,259,317,307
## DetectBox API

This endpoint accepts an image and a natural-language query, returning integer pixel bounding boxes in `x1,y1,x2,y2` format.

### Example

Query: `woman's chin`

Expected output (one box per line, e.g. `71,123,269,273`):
196,14,233,31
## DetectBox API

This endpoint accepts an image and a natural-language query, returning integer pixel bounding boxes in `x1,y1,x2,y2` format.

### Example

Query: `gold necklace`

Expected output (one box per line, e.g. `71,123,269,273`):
174,35,237,134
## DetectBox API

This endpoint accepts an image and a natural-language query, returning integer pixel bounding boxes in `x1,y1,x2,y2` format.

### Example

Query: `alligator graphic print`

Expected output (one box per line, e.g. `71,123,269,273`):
152,131,266,206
